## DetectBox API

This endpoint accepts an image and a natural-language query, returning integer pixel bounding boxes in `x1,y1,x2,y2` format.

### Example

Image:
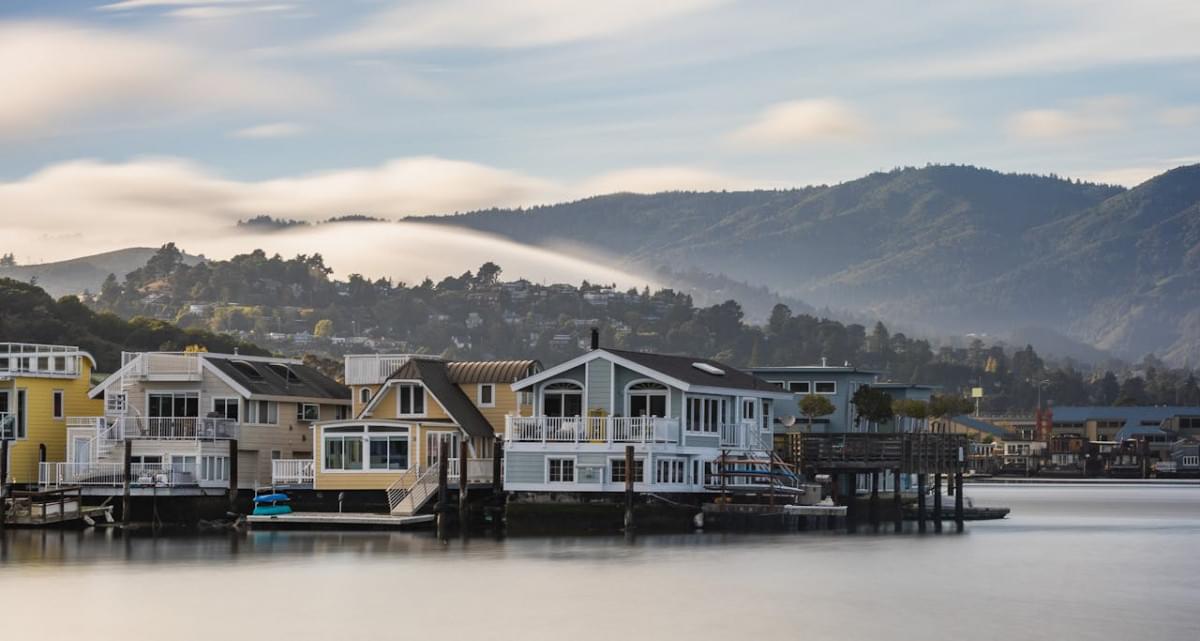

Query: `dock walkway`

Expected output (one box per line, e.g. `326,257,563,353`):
246,511,434,529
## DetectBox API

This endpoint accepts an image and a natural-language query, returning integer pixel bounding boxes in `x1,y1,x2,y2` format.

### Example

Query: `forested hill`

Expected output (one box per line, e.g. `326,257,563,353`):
413,164,1200,365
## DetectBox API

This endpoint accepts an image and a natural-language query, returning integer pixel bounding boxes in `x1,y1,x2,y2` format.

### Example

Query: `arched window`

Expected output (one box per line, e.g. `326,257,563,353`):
359,387,371,404
542,381,583,417
626,380,668,417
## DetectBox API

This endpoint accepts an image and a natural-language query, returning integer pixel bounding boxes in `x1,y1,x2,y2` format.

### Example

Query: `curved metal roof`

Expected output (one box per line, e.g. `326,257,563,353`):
446,360,540,384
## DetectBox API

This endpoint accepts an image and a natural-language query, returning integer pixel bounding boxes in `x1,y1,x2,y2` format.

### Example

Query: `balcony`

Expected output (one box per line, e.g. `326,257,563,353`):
126,417,239,440
121,351,204,381
344,353,433,386
39,462,224,489
506,416,681,445
271,459,315,486
0,342,83,378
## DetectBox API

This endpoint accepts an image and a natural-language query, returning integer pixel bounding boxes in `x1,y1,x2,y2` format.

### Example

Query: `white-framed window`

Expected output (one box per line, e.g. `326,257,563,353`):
789,381,811,394
655,457,686,484
359,387,371,405
322,425,410,472
201,455,228,482
323,426,364,471
271,450,282,461
761,399,772,431
547,457,576,483
627,380,668,418
542,381,583,417
742,398,756,421
52,389,64,419
396,383,426,417
609,457,645,484
335,405,350,420
815,381,837,395
478,383,496,408
297,403,320,422
425,431,460,468
518,391,534,407
245,400,278,425
686,396,726,433
368,426,410,471
212,397,240,421
1183,456,1199,467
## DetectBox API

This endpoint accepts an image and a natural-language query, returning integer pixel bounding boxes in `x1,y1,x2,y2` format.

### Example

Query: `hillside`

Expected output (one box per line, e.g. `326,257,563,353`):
414,164,1200,364
0,247,204,298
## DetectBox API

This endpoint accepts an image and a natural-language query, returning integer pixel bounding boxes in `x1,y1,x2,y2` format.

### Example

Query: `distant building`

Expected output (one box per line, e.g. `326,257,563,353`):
747,364,879,433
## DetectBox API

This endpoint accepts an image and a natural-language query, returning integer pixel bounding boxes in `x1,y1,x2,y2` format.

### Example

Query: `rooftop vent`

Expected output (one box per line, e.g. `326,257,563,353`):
692,362,725,376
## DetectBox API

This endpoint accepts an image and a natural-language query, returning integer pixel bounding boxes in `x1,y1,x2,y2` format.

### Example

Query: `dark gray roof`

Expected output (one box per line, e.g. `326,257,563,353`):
604,348,784,393
206,355,349,402
388,359,494,438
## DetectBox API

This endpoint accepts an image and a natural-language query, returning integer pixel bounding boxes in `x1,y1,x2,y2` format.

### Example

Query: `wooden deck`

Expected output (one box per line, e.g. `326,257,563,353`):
2,487,113,527
246,511,435,529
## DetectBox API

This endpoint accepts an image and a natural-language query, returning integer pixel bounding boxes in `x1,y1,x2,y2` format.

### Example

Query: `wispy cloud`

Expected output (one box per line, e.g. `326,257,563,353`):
1157,106,1200,127
317,0,727,52
231,122,307,139
99,0,258,11
1006,96,1132,140
578,166,769,195
725,99,868,149
0,22,321,139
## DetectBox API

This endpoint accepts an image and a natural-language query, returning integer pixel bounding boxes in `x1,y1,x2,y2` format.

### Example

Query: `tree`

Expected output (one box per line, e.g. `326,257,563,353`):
851,386,894,431
475,262,502,287
892,399,929,432
1094,371,1120,405
798,394,836,433
1116,376,1149,406
314,319,334,338
0,253,15,267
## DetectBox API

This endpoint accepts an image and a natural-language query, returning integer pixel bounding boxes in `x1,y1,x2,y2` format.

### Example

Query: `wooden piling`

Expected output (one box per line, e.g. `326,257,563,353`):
122,440,132,525
623,445,634,531
0,438,8,531
933,472,943,532
458,439,469,531
227,439,238,513
892,470,902,533
436,439,449,538
916,473,927,533
492,436,503,496
869,471,879,526
954,470,964,532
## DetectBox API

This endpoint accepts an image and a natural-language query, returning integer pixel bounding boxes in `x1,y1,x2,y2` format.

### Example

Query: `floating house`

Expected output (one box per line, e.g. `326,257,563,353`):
503,335,792,497
306,355,540,516
40,351,349,494
1,343,103,487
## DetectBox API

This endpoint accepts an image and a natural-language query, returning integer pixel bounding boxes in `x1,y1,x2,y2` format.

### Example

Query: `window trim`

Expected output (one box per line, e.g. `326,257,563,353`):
607,456,645,485
52,389,65,420
477,383,496,408
245,399,279,426
814,381,837,395
654,456,687,485
211,397,240,421
625,378,670,419
540,379,584,418
395,382,427,418
789,381,811,395
359,387,371,405
297,403,320,422
546,456,578,484
320,424,413,473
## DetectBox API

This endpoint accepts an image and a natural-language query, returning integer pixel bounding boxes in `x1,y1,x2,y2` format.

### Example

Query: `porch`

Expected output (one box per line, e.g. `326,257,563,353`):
506,416,681,445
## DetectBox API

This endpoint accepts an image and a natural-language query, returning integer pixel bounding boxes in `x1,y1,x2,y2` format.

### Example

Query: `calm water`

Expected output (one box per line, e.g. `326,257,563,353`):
3,485,1199,641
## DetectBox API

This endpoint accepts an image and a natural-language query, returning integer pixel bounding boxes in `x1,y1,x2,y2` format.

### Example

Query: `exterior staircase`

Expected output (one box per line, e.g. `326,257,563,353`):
387,462,441,516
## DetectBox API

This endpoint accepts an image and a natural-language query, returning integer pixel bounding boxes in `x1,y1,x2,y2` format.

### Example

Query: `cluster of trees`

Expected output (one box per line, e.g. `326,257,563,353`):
86,245,1200,411
0,277,266,371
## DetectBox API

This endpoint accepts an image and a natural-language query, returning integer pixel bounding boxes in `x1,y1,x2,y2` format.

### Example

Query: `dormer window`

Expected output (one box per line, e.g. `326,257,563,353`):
397,383,425,416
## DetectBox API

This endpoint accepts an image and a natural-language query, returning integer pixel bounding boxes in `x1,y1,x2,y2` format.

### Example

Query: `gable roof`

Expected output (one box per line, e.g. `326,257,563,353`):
378,359,494,438
513,348,789,397
205,355,350,403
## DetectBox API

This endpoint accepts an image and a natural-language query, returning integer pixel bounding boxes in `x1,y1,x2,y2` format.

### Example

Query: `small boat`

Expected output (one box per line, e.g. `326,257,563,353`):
902,490,1010,521
251,492,293,516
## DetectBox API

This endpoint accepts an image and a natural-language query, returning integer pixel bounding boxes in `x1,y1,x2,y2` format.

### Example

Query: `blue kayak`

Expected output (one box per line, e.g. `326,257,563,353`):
252,504,293,516
253,493,291,503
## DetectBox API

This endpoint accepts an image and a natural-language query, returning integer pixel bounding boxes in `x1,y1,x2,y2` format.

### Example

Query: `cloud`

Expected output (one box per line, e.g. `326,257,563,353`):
725,99,868,149
99,0,258,10
0,22,320,139
1158,106,1200,127
1006,97,1132,140
579,167,768,195
231,122,308,139
317,0,726,52
169,4,294,19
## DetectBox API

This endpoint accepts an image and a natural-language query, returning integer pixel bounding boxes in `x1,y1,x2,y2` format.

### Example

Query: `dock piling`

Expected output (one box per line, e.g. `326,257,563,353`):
227,438,238,514
436,439,449,539
954,470,964,532
623,445,634,532
933,472,943,532
892,470,901,533
869,471,879,527
0,438,8,532
458,439,469,533
916,473,927,533
122,440,132,525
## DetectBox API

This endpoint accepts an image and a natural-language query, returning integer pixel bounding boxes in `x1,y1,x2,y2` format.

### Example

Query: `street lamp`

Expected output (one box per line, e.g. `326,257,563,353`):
1029,378,1050,411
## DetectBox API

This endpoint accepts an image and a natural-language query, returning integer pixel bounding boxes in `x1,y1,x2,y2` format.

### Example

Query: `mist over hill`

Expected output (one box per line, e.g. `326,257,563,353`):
414,164,1200,365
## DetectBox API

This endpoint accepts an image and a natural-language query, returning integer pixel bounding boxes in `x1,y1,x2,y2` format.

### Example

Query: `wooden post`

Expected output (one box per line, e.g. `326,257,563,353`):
458,439,469,531
892,469,902,533
933,472,943,532
227,439,238,513
436,439,449,538
122,440,132,525
954,470,964,532
869,471,879,527
623,445,635,531
916,473,926,533
492,436,503,496
0,438,8,531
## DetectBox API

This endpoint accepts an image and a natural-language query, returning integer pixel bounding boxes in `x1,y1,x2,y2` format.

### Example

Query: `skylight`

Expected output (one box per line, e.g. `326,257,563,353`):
230,360,264,380
692,362,725,376
267,362,303,383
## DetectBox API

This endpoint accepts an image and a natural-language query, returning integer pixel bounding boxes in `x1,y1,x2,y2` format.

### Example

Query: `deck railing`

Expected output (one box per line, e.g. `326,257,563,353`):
127,417,239,440
506,416,681,445
271,459,314,485
38,462,206,488
344,353,435,385
121,352,203,378
0,343,83,378
0,412,14,440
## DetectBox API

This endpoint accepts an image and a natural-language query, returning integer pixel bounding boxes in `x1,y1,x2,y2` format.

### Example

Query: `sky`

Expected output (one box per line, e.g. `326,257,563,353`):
2,0,1199,272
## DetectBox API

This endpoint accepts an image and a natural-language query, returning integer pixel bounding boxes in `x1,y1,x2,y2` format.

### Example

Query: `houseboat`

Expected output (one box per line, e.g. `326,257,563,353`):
503,334,795,500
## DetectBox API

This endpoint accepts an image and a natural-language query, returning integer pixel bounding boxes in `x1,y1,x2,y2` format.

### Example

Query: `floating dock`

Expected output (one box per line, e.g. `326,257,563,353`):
246,511,434,529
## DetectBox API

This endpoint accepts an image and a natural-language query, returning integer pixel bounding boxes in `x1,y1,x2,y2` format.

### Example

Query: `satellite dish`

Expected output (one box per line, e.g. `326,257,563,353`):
781,415,797,427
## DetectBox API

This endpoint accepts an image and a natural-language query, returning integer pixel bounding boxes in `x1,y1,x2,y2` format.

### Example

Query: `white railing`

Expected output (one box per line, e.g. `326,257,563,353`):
385,465,424,512
506,416,681,445
127,417,238,440
444,458,495,484
0,343,82,377
122,352,203,378
344,353,435,385
38,462,205,488
391,462,441,516
719,420,767,449
272,459,315,485
0,412,13,440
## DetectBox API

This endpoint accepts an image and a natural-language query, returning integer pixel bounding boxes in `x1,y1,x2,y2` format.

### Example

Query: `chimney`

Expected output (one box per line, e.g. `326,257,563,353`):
590,327,600,350
821,356,827,367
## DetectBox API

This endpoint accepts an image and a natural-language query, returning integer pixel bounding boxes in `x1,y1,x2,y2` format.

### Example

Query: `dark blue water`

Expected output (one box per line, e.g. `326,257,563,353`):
3,484,1198,641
